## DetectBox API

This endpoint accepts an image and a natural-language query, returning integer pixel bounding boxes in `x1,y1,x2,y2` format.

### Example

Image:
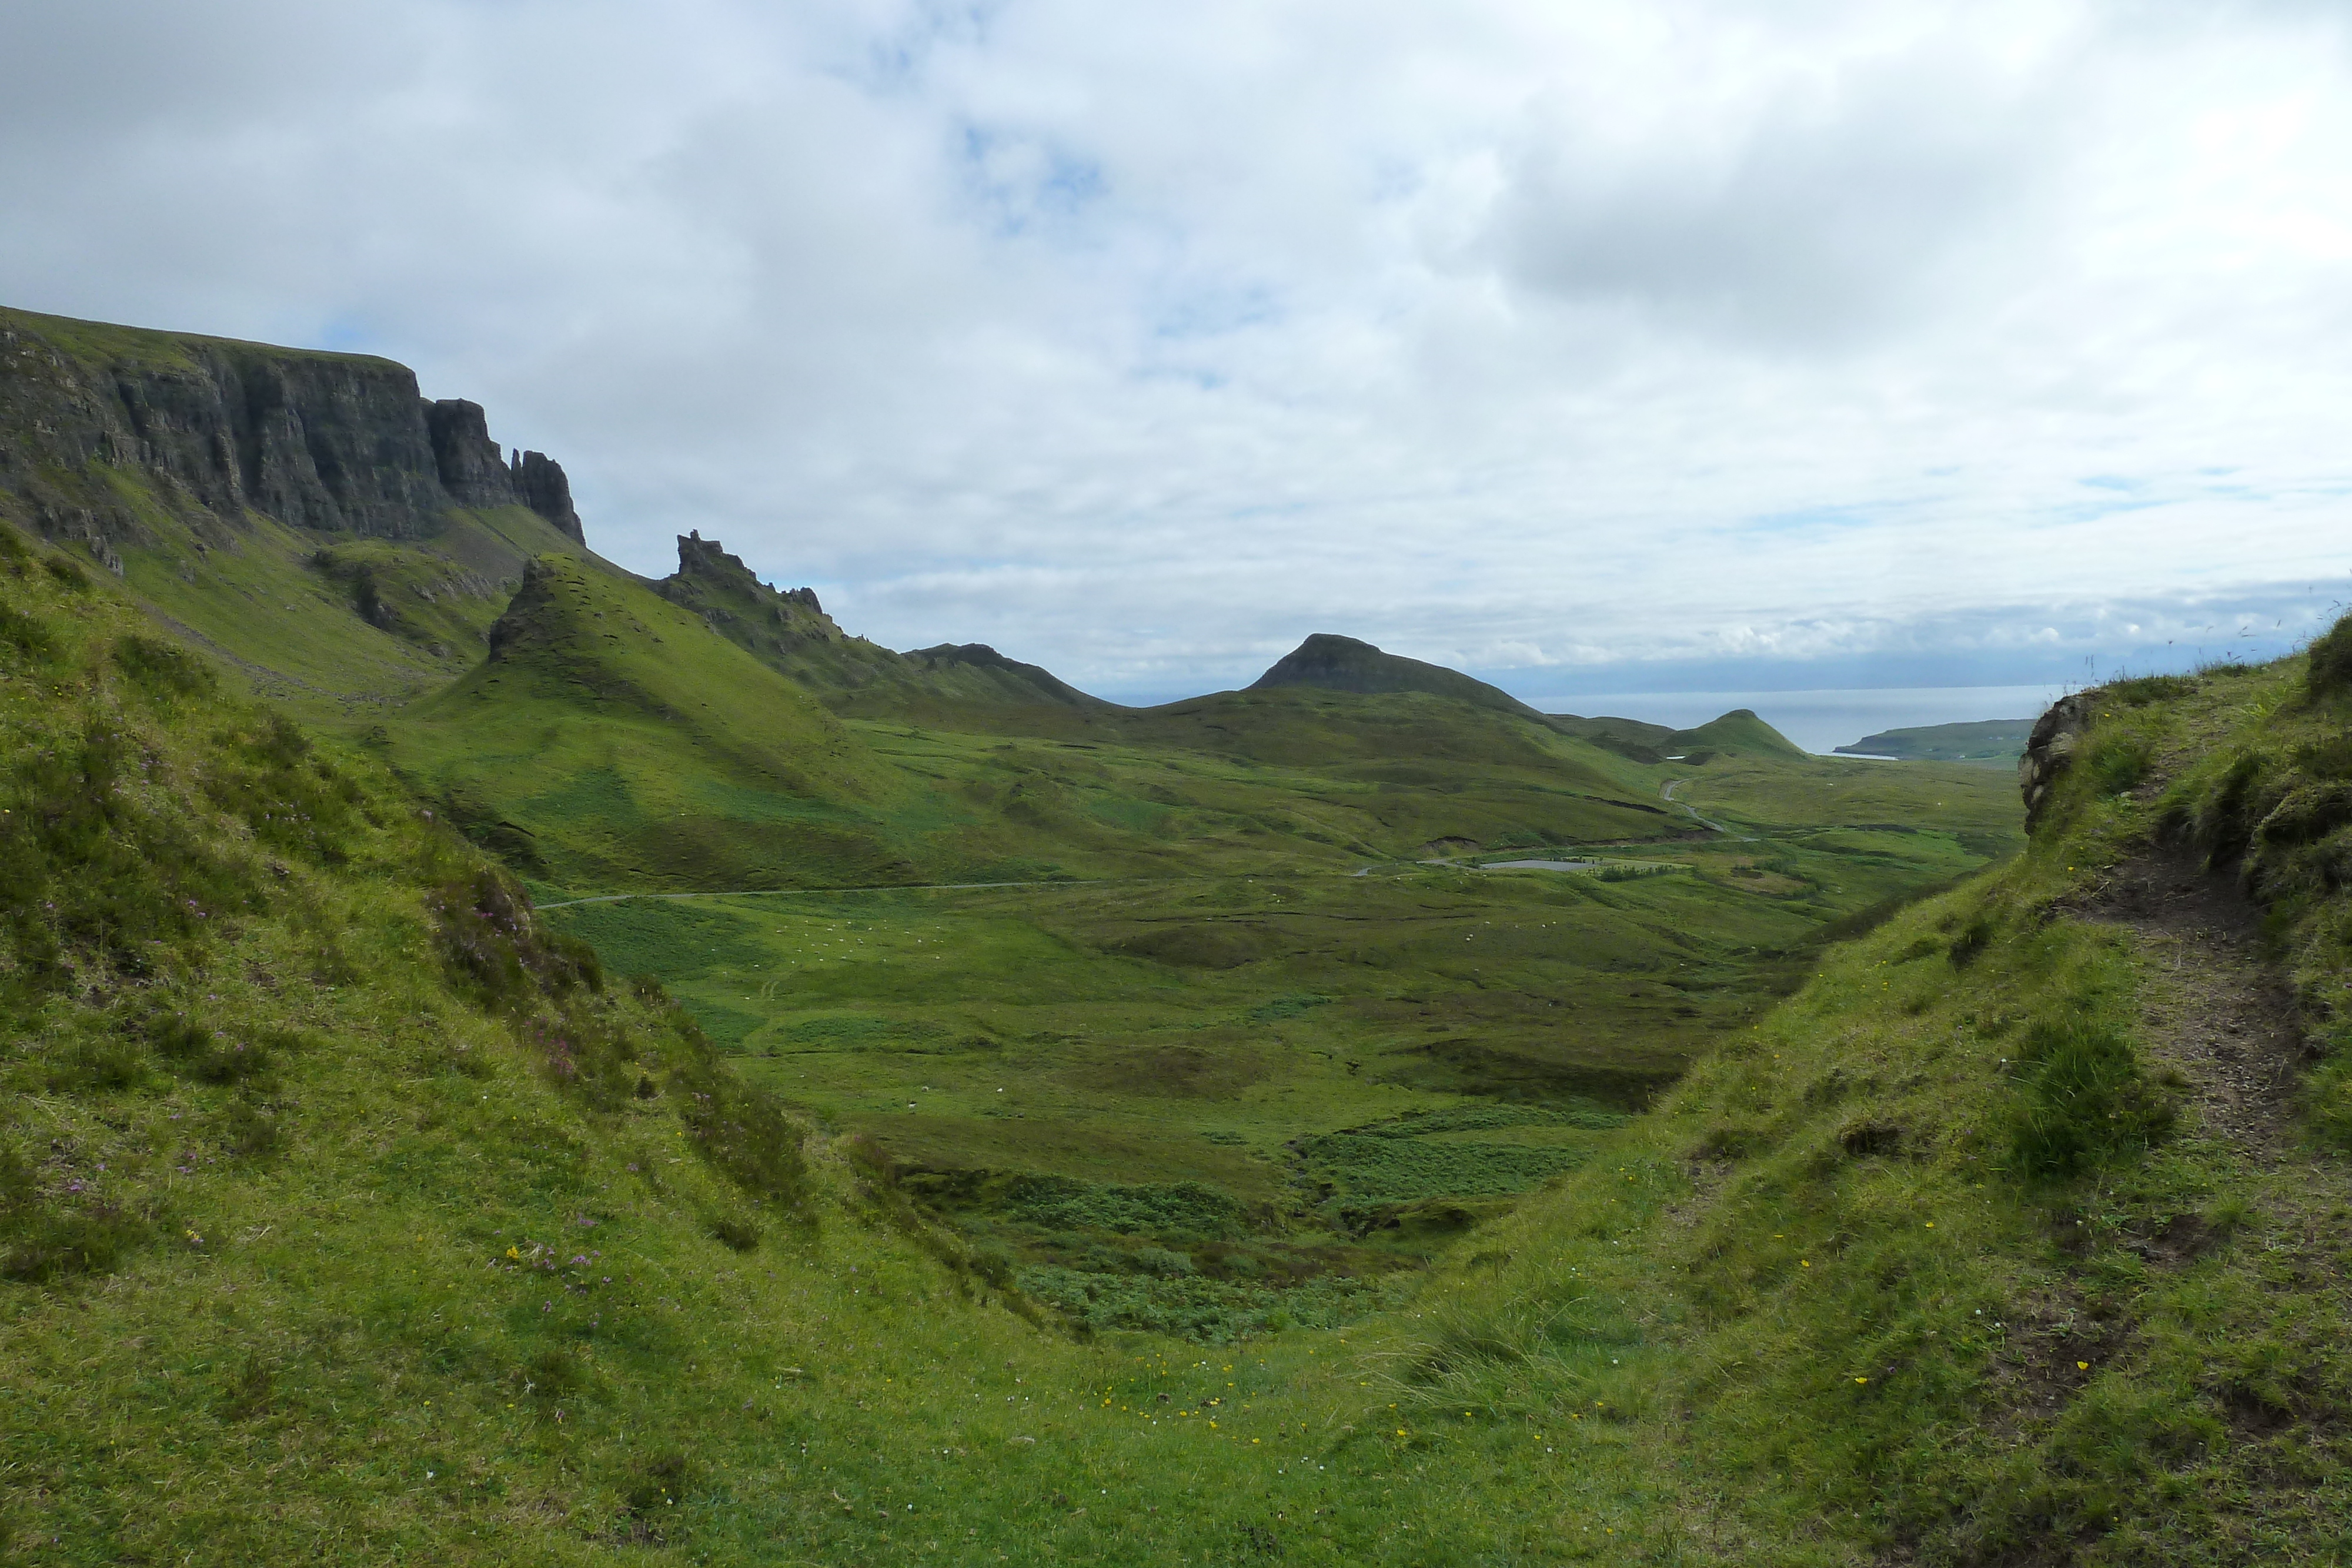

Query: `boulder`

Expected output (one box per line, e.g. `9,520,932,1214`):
2019,693,2096,830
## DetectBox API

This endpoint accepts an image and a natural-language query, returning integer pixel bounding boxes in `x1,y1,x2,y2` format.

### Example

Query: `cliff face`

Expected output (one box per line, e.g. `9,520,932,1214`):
0,307,584,564
510,449,580,541
427,399,583,541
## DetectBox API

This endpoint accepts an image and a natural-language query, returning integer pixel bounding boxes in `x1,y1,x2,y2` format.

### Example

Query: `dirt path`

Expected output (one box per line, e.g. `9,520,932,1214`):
2074,851,2309,1159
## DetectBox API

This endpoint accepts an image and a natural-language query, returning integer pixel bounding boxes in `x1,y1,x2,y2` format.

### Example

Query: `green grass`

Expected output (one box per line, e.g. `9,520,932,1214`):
1355,647,2352,1562
34,297,2341,1563
0,519,1683,1557
111,496,591,724
386,556,924,891
537,769,2007,1333
369,541,2020,920
15,490,2352,1562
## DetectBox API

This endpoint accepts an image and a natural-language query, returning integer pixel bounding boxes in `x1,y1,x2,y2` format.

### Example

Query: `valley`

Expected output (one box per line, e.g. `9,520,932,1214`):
543,793,2001,1339
6,307,2346,1564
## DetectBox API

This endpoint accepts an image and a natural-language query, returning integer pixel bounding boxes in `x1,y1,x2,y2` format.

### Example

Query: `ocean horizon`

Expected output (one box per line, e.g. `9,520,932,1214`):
1534,684,2069,756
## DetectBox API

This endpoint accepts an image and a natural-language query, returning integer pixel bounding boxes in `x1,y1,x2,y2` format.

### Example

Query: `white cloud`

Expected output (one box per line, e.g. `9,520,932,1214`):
2,0,2350,703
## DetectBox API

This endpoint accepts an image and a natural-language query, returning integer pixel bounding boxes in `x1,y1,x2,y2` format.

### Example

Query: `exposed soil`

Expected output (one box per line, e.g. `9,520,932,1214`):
2069,848,2309,1160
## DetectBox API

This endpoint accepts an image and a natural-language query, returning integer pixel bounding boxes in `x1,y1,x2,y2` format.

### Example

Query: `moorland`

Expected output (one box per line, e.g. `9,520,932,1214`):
4,306,2348,1565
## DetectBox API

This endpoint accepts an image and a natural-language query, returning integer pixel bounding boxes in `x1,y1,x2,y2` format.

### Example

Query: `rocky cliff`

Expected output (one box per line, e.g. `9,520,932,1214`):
0,307,584,566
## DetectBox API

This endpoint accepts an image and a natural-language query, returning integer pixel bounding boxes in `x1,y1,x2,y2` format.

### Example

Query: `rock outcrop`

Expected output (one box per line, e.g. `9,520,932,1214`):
509,449,581,543
0,306,586,559
654,530,1108,711
659,530,847,647
2019,693,2096,830
426,400,582,541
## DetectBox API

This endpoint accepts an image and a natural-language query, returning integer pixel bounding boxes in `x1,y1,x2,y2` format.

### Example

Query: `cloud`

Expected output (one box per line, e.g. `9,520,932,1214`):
1485,38,2062,348
2,0,2350,708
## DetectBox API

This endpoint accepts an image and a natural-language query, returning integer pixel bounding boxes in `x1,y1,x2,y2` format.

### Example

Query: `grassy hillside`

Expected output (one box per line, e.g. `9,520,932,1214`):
0,523,846,1561
9,517,1544,1566
1371,648,2352,1562
1546,712,1680,764
123,502,591,718
0,510,1944,1566
857,687,1692,856
20,490,2345,1562
36,308,2337,1565
1247,633,1544,718
386,554,923,891
540,709,2018,1345
381,563,1713,895
1663,707,1809,761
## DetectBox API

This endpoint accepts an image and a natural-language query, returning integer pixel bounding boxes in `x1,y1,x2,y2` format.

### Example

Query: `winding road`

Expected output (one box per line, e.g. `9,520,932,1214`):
1661,779,1757,842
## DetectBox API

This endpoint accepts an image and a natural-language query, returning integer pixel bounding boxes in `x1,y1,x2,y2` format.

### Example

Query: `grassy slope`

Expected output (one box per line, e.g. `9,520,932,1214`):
24,505,2343,1562
1663,707,1809,760
387,555,923,891
0,529,1810,1566
1245,632,1545,717
836,686,1738,867
848,694,1688,865
389,577,1758,894
118,503,590,718
0,305,359,387
541,726,2014,1342
1662,747,2023,860
1372,653,2352,1563
9,523,1555,1568
0,517,1887,1567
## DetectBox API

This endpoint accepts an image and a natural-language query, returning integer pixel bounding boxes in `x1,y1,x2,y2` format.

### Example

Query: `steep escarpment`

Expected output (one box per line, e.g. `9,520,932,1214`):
0,306,606,707
0,306,582,562
425,397,582,541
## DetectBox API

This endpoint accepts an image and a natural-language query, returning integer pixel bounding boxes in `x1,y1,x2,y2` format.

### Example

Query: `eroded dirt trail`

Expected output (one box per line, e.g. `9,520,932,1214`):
2077,852,2308,1159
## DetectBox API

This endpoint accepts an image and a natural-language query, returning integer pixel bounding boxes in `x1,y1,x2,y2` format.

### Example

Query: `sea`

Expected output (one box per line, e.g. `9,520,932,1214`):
1539,685,2069,757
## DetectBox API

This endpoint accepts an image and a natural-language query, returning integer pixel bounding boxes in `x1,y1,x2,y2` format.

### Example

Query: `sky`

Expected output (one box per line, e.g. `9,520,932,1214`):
3,0,2350,713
